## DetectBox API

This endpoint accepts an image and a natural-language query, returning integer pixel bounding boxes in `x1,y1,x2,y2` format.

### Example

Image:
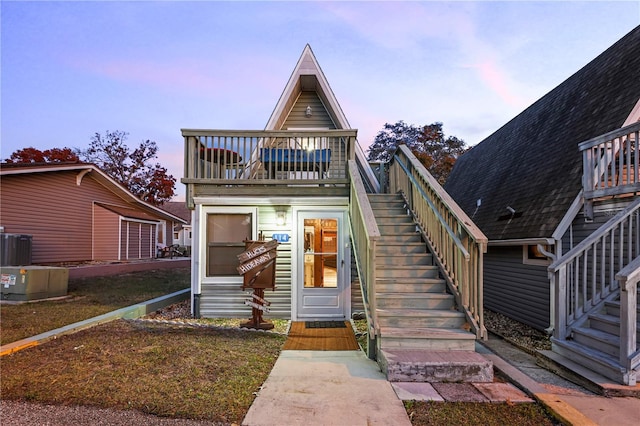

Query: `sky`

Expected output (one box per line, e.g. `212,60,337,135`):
2,1,639,201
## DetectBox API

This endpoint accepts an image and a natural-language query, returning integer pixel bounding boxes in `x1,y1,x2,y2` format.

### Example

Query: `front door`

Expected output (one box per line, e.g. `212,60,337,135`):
295,211,348,319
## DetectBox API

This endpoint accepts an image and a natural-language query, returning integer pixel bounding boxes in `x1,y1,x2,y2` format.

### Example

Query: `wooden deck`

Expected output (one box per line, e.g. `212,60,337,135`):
283,321,359,351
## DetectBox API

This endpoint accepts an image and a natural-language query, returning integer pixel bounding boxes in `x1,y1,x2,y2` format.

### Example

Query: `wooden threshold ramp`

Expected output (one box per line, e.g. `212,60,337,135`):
283,321,360,351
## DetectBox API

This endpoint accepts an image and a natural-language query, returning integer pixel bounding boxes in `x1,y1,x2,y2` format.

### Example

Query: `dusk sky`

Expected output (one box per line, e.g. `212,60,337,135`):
2,1,639,201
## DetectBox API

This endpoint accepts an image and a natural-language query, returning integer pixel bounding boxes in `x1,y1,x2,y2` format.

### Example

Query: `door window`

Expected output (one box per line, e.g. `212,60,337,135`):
303,218,338,288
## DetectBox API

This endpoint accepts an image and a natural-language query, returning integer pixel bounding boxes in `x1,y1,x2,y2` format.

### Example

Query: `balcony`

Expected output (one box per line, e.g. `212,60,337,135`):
581,121,640,201
181,129,357,202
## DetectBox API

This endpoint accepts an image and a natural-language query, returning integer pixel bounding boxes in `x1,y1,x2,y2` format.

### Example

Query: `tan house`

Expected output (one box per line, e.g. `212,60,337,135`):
0,162,186,264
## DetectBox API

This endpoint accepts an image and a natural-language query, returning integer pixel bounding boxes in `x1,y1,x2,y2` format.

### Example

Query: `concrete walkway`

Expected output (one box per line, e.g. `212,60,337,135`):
243,337,640,426
243,350,411,426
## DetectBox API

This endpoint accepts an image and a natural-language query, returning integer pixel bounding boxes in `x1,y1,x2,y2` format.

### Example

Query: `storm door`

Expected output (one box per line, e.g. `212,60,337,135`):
296,211,347,319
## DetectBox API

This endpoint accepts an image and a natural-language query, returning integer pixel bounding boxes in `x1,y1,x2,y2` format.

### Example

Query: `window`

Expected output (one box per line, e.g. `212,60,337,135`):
523,244,552,266
206,213,252,276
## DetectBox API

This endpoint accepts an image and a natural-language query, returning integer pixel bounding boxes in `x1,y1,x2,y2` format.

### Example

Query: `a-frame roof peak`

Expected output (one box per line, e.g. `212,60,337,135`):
265,45,350,130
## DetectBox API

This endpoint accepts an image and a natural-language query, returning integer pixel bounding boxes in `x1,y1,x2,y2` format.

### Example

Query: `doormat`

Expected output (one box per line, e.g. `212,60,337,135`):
305,321,347,329
284,322,359,350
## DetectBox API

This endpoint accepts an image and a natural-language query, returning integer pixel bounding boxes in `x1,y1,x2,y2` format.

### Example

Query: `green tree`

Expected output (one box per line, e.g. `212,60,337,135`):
367,121,466,185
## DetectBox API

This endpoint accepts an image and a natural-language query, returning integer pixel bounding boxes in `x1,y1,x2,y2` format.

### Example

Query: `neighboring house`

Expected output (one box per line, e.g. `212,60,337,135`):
161,201,192,247
0,162,186,264
445,26,640,385
181,45,492,384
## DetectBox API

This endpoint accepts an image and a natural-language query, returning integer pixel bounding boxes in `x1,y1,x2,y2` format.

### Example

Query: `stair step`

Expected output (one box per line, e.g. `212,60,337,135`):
377,308,466,328
376,279,446,293
376,276,445,289
604,300,640,317
550,338,627,385
378,224,418,234
376,253,433,266
377,293,454,309
572,327,621,357
375,214,413,224
376,242,427,254
378,349,493,383
589,313,640,339
379,234,423,243
376,265,438,278
379,327,476,351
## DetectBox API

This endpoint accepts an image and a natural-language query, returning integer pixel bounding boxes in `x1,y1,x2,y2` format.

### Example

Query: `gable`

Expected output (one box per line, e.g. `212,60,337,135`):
266,45,350,131
445,25,640,241
282,91,336,129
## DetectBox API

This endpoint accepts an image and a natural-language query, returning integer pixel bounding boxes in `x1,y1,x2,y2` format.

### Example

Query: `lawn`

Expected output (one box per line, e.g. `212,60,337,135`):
1,320,285,424
0,268,560,425
0,268,190,345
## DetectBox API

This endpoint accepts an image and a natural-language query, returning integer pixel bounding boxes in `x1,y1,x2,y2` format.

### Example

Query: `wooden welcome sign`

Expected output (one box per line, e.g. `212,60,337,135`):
237,239,278,330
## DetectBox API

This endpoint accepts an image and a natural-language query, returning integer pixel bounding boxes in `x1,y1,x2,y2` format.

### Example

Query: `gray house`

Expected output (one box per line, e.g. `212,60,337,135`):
445,26,640,385
181,44,492,384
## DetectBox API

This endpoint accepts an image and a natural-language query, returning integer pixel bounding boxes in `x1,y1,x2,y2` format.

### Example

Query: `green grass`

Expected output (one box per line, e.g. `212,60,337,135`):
1,320,285,424
0,268,189,345
0,269,561,425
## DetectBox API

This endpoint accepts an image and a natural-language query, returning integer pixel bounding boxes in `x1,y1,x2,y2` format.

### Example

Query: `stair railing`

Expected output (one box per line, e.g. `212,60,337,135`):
348,161,381,359
389,145,488,339
615,255,640,386
548,197,640,343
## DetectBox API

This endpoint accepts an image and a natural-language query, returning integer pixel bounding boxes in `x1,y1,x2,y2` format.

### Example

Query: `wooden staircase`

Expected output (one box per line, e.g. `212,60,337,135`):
543,289,640,387
368,193,492,383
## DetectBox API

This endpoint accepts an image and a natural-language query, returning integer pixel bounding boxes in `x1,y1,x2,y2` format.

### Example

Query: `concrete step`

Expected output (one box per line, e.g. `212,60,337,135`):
376,308,466,328
378,349,493,383
375,278,446,293
376,253,433,266
379,327,476,351
377,293,454,310
376,265,439,279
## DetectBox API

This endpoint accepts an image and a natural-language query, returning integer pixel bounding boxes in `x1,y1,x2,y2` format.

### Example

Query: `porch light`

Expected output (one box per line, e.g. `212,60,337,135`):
276,210,287,226
305,106,312,117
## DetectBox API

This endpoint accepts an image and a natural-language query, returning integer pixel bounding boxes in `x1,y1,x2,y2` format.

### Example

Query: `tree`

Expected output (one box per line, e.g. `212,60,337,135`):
367,121,466,185
80,130,176,205
5,147,79,163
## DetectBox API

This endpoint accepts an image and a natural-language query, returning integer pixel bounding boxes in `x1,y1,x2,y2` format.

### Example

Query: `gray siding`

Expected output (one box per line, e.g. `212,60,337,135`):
199,205,293,319
283,91,335,129
484,245,550,330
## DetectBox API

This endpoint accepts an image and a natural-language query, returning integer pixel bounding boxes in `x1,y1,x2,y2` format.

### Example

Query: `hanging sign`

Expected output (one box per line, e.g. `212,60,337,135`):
237,251,275,275
237,239,279,263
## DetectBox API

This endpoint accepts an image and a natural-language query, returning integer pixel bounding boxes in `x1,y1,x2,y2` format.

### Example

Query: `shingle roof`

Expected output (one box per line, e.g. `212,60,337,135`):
444,26,640,241
160,201,191,223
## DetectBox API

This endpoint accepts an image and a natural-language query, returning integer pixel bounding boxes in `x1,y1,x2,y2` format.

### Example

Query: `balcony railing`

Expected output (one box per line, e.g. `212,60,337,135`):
182,129,357,186
581,121,640,202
